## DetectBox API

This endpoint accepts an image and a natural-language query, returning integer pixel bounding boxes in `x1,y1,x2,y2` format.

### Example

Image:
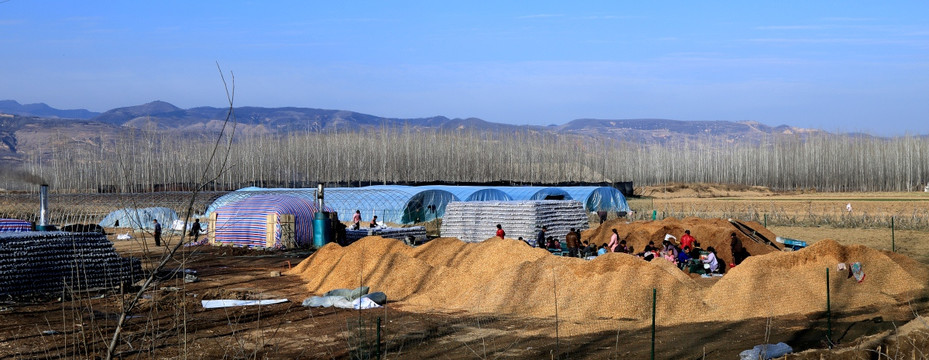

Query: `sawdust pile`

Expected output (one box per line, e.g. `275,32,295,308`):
288,219,929,327
582,217,778,268
705,239,929,321
288,236,706,325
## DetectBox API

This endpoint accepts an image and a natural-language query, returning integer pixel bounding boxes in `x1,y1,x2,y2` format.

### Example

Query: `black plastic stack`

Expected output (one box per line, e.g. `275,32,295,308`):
0,231,143,299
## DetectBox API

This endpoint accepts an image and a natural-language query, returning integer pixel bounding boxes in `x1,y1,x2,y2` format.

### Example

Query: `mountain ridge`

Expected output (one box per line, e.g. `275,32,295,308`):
89,100,828,140
0,100,101,119
2,99,825,139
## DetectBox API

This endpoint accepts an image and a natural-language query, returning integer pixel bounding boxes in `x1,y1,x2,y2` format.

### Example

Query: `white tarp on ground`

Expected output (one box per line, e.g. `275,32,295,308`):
739,343,792,359
442,200,589,244
301,296,381,309
201,299,288,309
301,286,385,310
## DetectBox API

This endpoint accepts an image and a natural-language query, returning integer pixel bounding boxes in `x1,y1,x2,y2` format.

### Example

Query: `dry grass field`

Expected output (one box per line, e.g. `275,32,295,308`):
634,183,929,264
2,185,928,359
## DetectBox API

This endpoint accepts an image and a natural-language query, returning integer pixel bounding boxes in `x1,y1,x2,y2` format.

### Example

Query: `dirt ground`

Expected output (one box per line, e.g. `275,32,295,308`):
2,236,920,359
2,187,929,359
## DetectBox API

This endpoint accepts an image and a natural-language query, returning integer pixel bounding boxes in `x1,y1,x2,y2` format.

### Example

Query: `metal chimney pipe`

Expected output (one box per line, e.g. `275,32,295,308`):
317,184,325,210
39,184,49,227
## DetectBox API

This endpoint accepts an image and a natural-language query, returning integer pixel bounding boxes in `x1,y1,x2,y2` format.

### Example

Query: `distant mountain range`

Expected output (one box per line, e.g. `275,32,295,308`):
1,99,829,167
2,99,824,139
0,100,101,119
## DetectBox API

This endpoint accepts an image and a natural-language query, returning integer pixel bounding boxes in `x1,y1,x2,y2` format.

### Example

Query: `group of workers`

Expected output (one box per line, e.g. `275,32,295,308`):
495,224,750,275
352,210,381,230
496,224,585,257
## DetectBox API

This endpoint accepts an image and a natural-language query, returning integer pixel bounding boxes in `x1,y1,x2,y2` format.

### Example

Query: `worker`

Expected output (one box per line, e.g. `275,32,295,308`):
536,226,547,247
496,224,505,239
702,246,720,273
565,228,580,257
152,219,162,247
352,210,362,230
731,232,751,265
608,229,619,252
680,229,695,250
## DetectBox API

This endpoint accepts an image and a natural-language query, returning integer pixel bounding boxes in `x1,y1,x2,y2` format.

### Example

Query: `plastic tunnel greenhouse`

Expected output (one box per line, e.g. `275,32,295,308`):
362,185,457,224
562,187,630,213
419,186,513,202
203,185,629,226
204,187,316,217
494,187,572,201
99,207,179,230
212,194,328,249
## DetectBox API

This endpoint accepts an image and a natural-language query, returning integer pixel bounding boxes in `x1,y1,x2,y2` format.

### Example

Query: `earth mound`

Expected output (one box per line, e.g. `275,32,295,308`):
705,239,929,320
287,236,705,325
583,217,778,269
288,221,929,329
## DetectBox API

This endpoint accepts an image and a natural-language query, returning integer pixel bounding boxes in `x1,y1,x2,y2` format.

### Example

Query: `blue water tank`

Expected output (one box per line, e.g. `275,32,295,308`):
313,212,331,248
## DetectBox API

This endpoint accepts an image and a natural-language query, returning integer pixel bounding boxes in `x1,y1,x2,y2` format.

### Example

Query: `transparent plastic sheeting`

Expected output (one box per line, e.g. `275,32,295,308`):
563,187,631,213
490,187,572,201
0,231,143,298
98,207,179,230
419,186,513,202
442,200,589,244
204,185,629,225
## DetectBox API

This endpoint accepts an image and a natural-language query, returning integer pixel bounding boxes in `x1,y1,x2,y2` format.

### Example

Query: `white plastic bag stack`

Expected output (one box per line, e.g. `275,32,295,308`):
442,200,589,243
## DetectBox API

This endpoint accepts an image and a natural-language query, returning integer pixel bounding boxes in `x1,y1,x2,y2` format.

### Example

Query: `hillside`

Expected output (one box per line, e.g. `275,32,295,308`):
0,100,100,120
0,99,828,174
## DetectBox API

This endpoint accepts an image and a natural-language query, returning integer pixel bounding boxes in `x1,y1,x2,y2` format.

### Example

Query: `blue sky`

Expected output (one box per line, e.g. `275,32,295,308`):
1,1,927,135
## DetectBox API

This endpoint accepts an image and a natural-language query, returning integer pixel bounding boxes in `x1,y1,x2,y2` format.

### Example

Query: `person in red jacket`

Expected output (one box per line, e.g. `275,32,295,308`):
680,229,695,250
495,224,505,239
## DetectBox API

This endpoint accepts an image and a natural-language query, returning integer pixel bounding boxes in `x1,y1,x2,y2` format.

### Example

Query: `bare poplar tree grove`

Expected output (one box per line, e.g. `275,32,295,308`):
6,129,929,193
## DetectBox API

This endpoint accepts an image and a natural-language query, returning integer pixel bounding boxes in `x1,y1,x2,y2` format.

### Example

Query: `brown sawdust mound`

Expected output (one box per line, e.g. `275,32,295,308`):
287,220,929,327
705,238,929,321
582,217,778,269
287,236,705,326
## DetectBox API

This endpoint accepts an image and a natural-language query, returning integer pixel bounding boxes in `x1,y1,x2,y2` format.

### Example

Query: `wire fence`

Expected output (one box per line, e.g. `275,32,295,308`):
624,197,929,231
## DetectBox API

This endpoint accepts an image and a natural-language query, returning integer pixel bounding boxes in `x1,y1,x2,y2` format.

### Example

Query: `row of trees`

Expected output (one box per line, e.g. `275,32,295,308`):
7,127,929,192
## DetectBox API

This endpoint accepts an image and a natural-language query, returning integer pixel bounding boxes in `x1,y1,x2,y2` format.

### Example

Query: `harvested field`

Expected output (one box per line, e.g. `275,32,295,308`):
3,189,929,358
635,184,929,231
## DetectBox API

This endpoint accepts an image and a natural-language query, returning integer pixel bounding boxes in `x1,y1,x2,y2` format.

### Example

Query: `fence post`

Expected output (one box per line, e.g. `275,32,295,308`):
891,216,895,252
764,213,767,228
376,316,382,359
826,267,832,345
651,288,656,360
